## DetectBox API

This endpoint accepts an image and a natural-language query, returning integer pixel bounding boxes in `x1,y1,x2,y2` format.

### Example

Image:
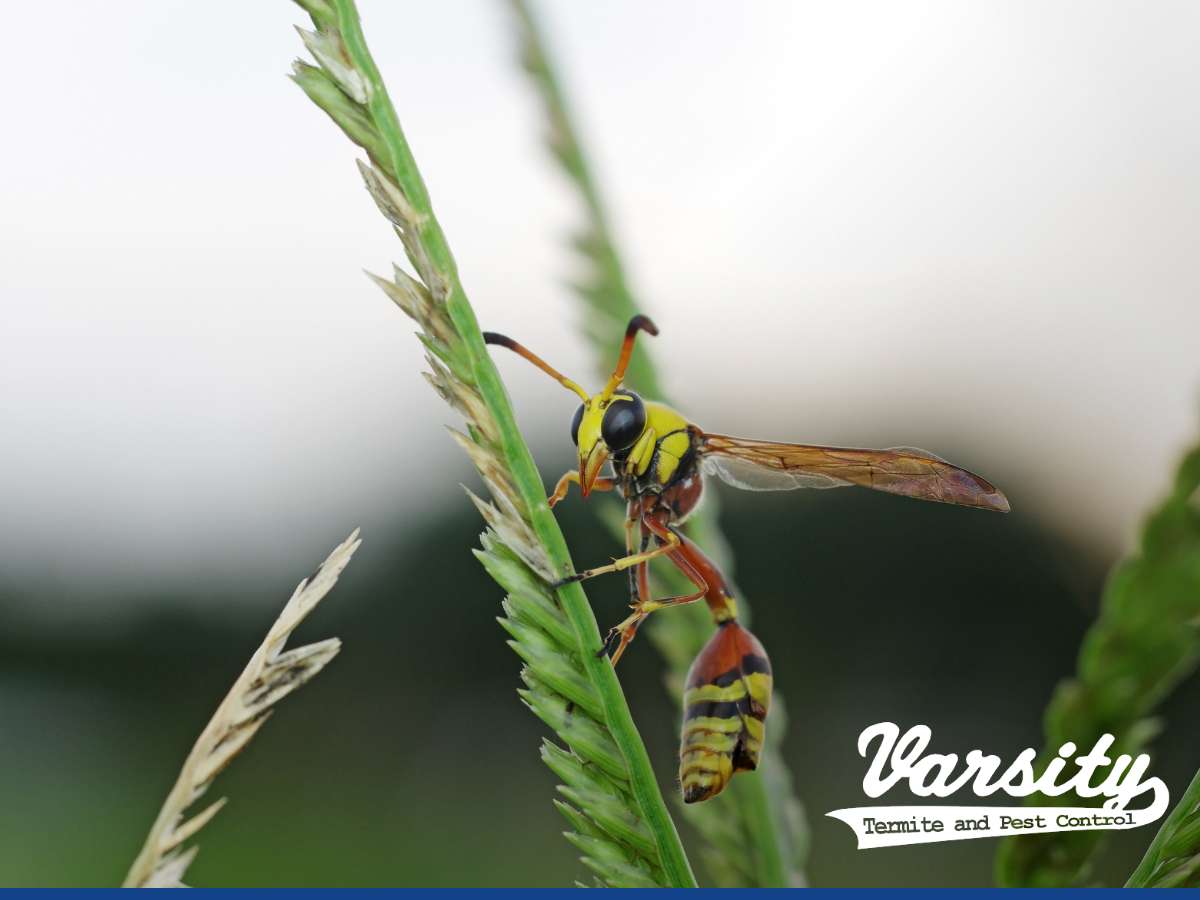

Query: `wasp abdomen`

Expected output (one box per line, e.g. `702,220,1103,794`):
678,620,773,803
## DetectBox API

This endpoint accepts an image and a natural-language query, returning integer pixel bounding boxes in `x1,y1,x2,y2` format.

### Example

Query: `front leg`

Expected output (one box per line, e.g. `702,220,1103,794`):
548,470,616,507
557,525,681,585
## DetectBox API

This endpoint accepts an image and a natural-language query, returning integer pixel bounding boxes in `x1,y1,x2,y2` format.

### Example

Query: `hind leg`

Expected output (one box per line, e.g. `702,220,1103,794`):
643,515,738,624
603,515,711,666
624,501,642,605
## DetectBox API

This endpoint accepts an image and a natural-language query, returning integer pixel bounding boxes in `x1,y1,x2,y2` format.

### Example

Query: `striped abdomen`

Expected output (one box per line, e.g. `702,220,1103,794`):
678,621,772,803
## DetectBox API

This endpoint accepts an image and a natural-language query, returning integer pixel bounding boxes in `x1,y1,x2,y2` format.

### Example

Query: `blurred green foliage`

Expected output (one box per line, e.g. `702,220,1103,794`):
1129,763,1200,886
997,445,1200,886
7,468,1198,886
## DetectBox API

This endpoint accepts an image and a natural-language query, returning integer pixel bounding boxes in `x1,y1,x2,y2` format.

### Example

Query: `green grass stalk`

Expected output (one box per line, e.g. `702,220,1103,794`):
290,0,695,886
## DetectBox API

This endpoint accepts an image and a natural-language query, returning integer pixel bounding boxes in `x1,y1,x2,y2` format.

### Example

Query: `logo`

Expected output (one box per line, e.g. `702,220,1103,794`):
828,722,1170,848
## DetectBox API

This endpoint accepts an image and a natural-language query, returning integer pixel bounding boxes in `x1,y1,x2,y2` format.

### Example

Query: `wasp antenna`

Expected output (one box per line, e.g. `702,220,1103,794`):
628,314,659,337
600,315,658,401
482,331,518,351
483,330,590,402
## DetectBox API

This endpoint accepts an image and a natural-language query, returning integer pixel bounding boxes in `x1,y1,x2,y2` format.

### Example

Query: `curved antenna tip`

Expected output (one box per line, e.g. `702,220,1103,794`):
628,314,659,337
482,331,516,350
600,315,659,399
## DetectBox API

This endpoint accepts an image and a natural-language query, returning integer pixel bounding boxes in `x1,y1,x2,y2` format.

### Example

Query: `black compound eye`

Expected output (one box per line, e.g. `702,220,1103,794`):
601,392,646,451
570,403,585,446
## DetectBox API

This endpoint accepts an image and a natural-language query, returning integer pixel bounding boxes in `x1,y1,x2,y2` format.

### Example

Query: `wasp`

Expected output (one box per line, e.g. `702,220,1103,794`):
484,315,1008,802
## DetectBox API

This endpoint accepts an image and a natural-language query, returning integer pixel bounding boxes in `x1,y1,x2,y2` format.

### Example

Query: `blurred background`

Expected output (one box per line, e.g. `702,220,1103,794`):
2,0,1198,887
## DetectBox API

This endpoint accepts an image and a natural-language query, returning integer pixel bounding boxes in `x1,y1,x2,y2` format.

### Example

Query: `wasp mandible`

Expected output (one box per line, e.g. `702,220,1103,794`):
484,316,1009,802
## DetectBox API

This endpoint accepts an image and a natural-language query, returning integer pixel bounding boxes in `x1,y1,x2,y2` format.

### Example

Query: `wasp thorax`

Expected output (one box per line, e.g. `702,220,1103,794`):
601,392,646,451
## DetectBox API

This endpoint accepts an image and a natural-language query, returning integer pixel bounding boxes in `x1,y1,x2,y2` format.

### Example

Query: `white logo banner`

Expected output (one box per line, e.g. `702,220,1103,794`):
828,802,1170,849
827,723,1172,848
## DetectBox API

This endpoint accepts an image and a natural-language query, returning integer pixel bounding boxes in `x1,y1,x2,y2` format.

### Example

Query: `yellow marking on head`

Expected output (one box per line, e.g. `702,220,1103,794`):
575,400,605,459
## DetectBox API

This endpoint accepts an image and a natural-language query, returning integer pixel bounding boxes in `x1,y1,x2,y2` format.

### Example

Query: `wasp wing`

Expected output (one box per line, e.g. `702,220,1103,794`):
698,433,1009,512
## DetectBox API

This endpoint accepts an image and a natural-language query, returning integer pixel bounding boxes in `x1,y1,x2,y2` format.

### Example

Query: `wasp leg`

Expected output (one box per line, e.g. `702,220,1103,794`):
608,546,653,660
624,502,641,605
603,533,710,666
548,470,616,508
635,552,651,606
558,525,682,587
647,514,739,624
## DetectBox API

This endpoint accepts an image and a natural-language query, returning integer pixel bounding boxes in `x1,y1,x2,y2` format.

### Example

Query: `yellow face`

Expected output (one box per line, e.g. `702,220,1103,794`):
482,314,659,494
570,391,647,494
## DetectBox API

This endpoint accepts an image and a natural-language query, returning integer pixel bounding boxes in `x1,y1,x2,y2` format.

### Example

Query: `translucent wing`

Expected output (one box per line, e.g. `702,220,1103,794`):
700,454,845,491
698,433,1010,512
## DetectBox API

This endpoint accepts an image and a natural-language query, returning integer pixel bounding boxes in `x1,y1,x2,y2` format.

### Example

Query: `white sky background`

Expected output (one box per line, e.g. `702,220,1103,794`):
1,2,1198,618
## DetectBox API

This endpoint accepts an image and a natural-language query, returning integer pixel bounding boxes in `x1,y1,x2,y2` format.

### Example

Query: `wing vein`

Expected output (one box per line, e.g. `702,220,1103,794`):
697,432,1009,512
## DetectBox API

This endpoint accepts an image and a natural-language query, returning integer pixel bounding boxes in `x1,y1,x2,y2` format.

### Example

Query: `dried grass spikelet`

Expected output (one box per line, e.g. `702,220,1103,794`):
355,153,551,581
122,529,362,887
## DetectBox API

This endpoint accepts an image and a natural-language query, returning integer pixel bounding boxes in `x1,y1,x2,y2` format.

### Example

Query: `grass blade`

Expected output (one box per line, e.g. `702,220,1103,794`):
995,442,1200,886
1128,766,1200,887
122,529,361,887
507,0,808,886
290,2,696,887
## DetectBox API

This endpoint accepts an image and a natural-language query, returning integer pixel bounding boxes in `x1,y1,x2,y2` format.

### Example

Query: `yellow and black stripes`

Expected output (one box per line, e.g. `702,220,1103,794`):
678,621,772,803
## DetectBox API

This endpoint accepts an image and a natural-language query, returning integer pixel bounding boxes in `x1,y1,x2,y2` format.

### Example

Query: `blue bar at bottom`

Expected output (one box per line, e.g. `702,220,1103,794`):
0,890,1148,895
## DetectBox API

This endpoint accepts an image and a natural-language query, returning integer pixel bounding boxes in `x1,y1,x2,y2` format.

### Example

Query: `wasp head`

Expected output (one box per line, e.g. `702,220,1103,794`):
569,390,648,494
483,315,658,497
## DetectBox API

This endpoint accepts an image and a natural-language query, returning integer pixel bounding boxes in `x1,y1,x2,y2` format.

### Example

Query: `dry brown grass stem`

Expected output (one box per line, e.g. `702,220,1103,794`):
122,529,361,887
